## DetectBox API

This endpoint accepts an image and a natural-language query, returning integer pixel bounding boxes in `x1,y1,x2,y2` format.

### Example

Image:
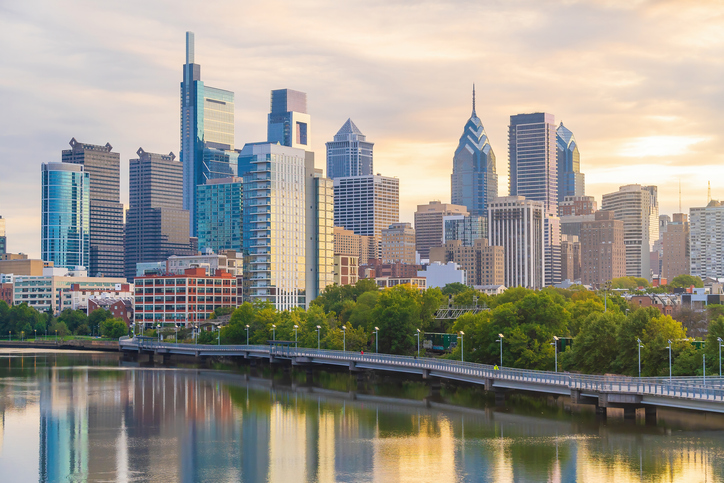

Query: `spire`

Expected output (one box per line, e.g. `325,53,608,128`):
472,83,476,117
186,31,195,64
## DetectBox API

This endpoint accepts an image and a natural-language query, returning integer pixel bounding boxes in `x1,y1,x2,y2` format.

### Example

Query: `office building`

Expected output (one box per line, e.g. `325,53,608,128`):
61,138,124,277
125,148,192,279
64,283,133,311
414,201,468,260
559,196,597,216
0,216,5,255
166,250,243,278
326,118,373,179
239,143,308,310
560,234,581,282
579,211,626,286
305,168,335,304
451,87,498,216
488,196,544,289
418,262,466,289
374,277,426,290
690,201,724,279
556,123,585,206
180,32,238,236
267,89,311,150
662,213,690,280
601,184,659,279
429,239,504,287
41,163,90,271
134,267,238,328
333,175,399,242
381,222,416,265
0,258,46,276
195,177,243,253
334,254,359,286
443,214,487,247
333,226,377,265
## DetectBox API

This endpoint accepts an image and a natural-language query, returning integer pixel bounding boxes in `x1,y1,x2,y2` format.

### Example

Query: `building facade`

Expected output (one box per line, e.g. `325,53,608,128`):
41,163,90,271
125,148,192,279
662,213,690,281
333,254,359,286
267,89,311,150
195,177,243,254
0,216,5,255
326,118,373,179
305,168,335,305
333,175,399,242
559,234,581,282
690,201,724,279
488,196,544,289
443,214,487,247
601,184,659,279
451,87,498,217
414,201,468,260
62,138,124,277
556,123,584,206
579,210,626,286
428,239,504,287
381,222,416,265
333,226,377,265
559,196,597,216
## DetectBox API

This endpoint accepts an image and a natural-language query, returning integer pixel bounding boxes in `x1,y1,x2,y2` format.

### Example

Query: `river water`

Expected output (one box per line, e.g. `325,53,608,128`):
0,349,723,482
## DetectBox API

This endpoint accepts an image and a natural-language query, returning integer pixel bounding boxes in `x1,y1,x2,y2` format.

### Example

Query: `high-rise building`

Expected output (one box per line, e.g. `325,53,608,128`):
333,227,377,265
267,89,311,150
488,196,544,289
451,87,498,217
662,213,689,281
305,168,335,305
443,214,487,247
429,239,504,287
333,175,399,243
414,201,468,260
195,177,243,254
601,184,659,279
690,201,724,279
559,196,597,216
239,143,308,310
41,163,90,270
381,222,416,265
180,32,237,236
125,148,192,279
560,234,581,282
326,119,373,179
556,123,584,206
334,254,359,286
580,210,626,286
0,216,5,255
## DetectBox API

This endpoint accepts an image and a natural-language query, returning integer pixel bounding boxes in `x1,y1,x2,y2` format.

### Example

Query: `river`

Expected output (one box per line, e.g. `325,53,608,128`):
0,349,722,482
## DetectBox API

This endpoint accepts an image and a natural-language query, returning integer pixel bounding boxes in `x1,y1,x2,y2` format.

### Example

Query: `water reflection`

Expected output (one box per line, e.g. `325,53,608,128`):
0,350,722,482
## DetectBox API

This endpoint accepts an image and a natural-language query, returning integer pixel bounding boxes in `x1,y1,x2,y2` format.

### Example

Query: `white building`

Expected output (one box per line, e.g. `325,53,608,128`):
690,201,724,280
418,262,466,289
333,175,399,240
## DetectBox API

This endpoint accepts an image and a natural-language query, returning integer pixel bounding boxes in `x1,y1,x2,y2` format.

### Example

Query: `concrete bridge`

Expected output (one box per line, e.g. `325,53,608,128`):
119,337,724,417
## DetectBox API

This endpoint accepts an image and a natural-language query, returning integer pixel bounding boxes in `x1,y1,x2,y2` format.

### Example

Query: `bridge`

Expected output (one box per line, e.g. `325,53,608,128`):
119,337,724,417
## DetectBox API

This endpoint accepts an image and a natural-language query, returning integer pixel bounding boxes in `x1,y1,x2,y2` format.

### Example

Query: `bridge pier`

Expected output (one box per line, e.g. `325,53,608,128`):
645,406,657,424
623,406,637,420
595,405,607,419
161,353,172,366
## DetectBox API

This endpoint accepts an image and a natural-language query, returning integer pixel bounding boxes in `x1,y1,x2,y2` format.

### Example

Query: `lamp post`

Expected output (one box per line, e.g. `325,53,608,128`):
55,330,58,343
637,338,644,377
294,325,298,348
459,331,465,363
416,329,421,357
316,325,321,350
496,333,504,367
272,324,276,341
34,329,37,341
667,339,673,382
217,325,221,346
703,353,706,384
342,326,346,352
175,325,178,344
552,336,559,372
7,331,9,342
157,324,161,343
718,337,723,378
374,327,379,353
246,325,250,345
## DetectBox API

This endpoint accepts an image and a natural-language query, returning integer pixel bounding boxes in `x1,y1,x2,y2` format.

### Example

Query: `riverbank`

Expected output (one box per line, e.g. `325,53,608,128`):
0,339,119,351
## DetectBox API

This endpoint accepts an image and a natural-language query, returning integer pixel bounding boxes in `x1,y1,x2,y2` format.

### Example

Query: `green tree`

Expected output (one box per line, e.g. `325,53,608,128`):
57,309,87,333
74,323,90,336
221,303,255,344
347,291,379,329
562,311,623,374
369,285,421,355
441,282,469,295
567,298,605,336
704,316,724,375
88,308,112,335
100,318,128,339
49,320,70,338
669,274,704,289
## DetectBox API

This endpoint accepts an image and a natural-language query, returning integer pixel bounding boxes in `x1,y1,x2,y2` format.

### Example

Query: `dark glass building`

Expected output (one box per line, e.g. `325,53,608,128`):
326,119,373,179
267,89,311,150
125,148,193,279
0,216,5,255
62,138,123,277
196,177,243,253
556,122,585,206
41,163,90,270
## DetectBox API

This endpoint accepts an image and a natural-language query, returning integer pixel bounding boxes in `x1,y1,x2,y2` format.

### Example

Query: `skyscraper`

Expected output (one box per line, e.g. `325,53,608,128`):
326,118,373,179
181,32,237,236
414,201,469,260
62,138,123,277
690,202,724,279
125,148,192,279
0,216,5,255
196,177,243,254
662,213,689,281
305,168,335,304
601,184,659,279
451,87,498,217
381,222,416,265
267,89,311,150
580,210,626,286
333,175,399,245
556,122,584,206
41,163,90,270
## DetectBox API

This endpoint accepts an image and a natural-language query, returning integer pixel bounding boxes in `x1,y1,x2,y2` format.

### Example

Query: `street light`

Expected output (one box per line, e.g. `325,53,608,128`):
496,333,504,367
294,325,298,348
667,339,673,382
34,329,37,341
175,325,178,344
272,324,276,341
246,324,250,345
342,326,346,352
316,325,321,350
416,329,421,357
459,331,465,362
637,338,644,378
374,327,379,353
157,324,161,343
703,353,706,384
55,330,58,343
718,337,723,378
217,325,221,346
551,336,559,372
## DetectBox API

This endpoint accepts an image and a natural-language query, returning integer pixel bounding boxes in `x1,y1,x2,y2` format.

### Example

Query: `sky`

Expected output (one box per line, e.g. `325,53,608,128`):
1,0,723,258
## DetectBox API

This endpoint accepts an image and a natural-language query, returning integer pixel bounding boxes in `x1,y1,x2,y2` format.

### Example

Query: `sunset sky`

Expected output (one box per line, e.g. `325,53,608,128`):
1,0,723,258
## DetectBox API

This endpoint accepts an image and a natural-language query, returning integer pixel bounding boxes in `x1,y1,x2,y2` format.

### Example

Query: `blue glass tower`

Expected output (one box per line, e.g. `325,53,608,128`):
181,32,237,236
556,122,585,205
451,86,498,217
196,177,243,253
41,163,90,269
325,119,373,179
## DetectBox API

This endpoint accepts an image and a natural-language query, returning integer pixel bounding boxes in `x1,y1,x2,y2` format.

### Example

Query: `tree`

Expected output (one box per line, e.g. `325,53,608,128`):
221,303,255,344
57,309,87,334
88,308,112,335
100,318,128,339
704,316,724,375
74,323,90,336
669,274,704,289
562,312,623,374
347,291,379,329
49,320,69,338
610,277,649,290
369,285,421,355
441,283,469,295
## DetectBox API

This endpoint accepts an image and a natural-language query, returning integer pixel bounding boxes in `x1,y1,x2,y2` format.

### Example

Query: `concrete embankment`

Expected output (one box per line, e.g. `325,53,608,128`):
0,339,120,352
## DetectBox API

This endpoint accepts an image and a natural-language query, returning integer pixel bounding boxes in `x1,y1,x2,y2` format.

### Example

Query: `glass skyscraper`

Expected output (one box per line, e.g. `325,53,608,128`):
556,122,584,206
181,32,238,236
196,177,243,253
267,89,311,150
325,118,373,179
41,163,90,270
451,87,498,217
0,216,5,255
443,214,487,247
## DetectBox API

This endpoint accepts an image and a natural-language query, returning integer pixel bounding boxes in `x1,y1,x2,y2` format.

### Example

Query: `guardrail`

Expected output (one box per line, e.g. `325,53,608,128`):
118,339,724,402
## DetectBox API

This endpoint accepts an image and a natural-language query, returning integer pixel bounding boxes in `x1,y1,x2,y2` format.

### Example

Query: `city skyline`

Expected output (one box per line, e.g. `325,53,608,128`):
1,0,723,258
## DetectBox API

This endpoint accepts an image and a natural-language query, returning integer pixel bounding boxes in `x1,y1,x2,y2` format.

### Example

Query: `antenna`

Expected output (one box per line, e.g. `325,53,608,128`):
472,83,476,116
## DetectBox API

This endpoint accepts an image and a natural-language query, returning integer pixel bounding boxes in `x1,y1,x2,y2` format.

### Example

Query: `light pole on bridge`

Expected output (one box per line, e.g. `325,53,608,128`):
294,325,298,348
272,324,276,341
416,329,421,357
496,333,504,367
551,336,559,372
316,325,321,350
342,325,346,352
667,339,673,382
718,337,723,377
246,325,250,345
637,338,644,377
374,327,379,353
459,331,464,363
